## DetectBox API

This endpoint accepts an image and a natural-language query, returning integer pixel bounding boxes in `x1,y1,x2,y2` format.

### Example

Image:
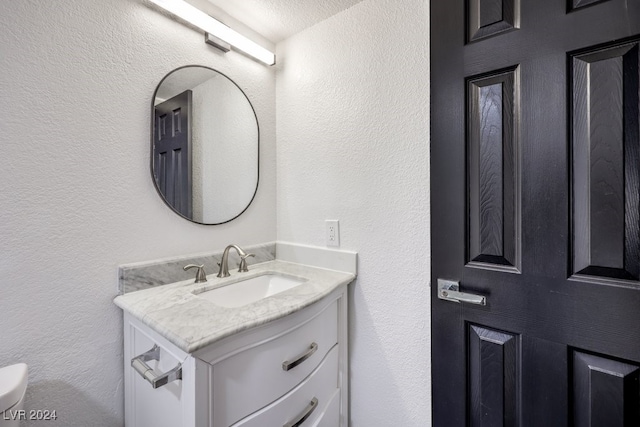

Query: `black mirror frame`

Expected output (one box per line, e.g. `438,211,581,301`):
150,65,260,225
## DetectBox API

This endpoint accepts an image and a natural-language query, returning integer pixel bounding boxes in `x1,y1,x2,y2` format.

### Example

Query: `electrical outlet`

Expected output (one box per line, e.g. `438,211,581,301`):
326,220,340,247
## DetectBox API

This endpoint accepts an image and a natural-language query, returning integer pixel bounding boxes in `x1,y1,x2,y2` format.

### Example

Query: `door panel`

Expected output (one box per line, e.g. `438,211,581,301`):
569,0,609,12
467,67,520,270
570,41,640,281
468,324,520,427
467,0,519,42
572,351,640,426
431,0,640,425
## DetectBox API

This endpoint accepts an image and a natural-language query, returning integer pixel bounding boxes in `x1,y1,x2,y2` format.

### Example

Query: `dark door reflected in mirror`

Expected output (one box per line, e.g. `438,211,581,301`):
151,65,259,224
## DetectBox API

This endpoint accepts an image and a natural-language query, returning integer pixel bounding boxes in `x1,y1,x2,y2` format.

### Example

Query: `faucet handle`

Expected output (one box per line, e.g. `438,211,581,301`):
238,253,255,273
183,264,207,283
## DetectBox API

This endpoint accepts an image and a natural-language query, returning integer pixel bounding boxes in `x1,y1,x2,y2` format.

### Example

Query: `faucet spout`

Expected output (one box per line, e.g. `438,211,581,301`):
217,244,247,278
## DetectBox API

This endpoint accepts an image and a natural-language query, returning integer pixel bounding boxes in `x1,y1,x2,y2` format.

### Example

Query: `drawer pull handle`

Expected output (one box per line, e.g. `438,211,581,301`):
283,397,318,427
282,343,318,371
131,344,182,389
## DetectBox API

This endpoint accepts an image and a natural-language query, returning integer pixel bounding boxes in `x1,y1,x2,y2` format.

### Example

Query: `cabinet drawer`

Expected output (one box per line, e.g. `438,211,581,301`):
212,301,338,427
314,389,340,427
232,345,339,427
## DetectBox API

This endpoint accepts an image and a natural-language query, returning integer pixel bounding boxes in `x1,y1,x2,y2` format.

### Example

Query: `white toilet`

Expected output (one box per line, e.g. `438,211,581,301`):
0,364,28,427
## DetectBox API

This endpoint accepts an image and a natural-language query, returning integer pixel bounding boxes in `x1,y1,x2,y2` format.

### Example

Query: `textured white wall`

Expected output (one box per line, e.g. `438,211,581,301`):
276,0,431,425
0,0,275,425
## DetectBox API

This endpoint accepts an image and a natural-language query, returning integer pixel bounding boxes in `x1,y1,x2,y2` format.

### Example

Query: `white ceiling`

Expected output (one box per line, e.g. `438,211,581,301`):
202,0,365,43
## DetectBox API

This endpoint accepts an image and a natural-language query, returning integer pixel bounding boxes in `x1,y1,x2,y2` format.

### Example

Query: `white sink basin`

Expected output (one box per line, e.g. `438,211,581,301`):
196,274,307,308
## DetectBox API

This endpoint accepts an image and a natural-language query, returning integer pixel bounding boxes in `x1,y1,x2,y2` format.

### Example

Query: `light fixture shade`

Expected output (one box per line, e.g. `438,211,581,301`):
148,0,276,65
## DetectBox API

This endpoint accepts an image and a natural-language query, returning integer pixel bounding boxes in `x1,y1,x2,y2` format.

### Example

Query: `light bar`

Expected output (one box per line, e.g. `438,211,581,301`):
148,0,275,66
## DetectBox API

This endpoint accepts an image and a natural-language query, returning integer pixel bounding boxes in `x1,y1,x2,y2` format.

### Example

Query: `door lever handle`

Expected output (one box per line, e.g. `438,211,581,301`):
437,279,486,306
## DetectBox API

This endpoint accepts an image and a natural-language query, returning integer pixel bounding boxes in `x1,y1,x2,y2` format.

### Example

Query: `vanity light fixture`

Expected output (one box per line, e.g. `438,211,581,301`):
148,0,276,66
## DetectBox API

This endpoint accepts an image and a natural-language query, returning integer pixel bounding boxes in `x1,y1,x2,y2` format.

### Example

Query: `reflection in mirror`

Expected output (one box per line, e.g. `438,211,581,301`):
152,66,259,224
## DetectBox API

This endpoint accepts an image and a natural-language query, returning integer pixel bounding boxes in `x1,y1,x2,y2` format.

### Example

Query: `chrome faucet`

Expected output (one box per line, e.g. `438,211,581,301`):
217,244,255,278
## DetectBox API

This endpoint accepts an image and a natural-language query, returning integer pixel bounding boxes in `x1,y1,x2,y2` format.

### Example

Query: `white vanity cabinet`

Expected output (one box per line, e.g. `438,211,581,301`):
123,284,348,427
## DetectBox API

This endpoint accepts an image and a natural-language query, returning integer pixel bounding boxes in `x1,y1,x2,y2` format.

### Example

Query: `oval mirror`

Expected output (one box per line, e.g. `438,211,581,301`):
151,65,259,224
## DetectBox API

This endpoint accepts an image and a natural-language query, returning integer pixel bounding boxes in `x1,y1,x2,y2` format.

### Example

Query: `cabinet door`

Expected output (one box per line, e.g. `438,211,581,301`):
125,321,185,427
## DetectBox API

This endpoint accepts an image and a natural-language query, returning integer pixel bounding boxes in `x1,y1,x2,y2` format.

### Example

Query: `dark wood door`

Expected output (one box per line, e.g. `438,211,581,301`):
153,90,193,218
431,0,640,425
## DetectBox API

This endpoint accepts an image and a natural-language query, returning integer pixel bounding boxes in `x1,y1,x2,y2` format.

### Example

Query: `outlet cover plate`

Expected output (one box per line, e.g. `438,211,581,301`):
326,220,340,247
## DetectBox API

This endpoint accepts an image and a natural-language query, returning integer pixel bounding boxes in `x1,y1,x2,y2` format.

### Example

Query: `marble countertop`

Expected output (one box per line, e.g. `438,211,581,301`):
113,260,355,353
